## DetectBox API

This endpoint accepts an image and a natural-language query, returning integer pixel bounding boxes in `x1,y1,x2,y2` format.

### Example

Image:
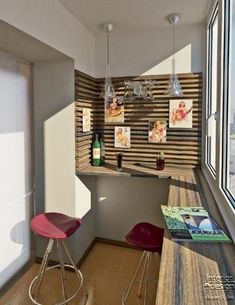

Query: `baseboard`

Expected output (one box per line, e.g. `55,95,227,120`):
77,238,96,267
95,236,139,250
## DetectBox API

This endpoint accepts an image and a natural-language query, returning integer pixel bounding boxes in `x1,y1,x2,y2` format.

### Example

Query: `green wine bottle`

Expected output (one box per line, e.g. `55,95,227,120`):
92,134,101,166
100,135,105,165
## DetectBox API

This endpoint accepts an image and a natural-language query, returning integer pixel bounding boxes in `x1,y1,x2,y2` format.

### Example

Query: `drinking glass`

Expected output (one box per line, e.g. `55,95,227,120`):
115,152,123,171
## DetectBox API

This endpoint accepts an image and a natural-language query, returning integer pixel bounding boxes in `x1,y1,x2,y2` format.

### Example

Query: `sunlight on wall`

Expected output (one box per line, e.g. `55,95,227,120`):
75,177,91,218
44,102,91,218
142,44,192,75
44,103,76,216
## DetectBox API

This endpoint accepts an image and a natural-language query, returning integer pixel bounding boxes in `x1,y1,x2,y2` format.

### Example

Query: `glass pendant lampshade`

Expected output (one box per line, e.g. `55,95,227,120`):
102,23,117,104
165,14,183,96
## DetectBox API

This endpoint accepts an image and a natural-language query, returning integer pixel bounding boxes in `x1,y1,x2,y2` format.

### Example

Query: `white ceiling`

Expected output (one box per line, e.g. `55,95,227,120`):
58,0,213,34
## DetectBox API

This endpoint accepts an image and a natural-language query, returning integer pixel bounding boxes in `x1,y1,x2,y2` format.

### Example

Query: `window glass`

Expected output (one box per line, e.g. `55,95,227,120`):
226,0,235,198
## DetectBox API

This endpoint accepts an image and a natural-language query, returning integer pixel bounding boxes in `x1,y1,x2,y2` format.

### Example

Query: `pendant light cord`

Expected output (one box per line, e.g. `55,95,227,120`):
172,23,175,75
107,31,110,79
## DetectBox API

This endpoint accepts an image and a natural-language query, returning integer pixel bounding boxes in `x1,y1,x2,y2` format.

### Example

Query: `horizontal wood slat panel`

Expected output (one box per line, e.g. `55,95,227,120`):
75,70,97,170
75,70,202,171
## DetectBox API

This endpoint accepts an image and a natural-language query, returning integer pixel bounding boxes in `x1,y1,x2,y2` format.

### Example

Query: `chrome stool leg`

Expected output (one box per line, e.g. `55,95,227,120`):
144,252,151,305
29,239,88,305
122,251,146,305
138,251,148,297
33,238,54,301
61,240,89,299
122,251,159,305
57,240,67,304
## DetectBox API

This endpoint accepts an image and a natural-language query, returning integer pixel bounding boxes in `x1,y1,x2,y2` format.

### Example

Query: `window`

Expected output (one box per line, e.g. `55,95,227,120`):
221,0,235,207
206,3,218,175
204,0,235,238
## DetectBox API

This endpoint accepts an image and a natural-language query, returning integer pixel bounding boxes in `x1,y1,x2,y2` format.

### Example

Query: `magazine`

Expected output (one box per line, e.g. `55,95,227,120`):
161,205,231,242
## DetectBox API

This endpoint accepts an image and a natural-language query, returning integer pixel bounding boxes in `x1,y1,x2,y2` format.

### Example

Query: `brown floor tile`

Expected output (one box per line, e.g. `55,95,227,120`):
0,243,160,305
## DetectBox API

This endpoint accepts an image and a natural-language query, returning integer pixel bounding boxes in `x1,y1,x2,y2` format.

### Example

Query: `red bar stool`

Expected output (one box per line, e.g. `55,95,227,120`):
29,212,88,305
122,222,164,305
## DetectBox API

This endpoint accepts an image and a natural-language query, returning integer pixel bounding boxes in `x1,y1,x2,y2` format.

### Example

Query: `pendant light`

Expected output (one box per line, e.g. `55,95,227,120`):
102,23,117,105
165,14,183,96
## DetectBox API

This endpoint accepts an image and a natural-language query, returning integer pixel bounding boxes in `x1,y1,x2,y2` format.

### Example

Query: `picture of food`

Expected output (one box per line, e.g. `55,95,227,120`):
169,99,193,128
114,126,131,148
105,96,124,123
148,120,167,143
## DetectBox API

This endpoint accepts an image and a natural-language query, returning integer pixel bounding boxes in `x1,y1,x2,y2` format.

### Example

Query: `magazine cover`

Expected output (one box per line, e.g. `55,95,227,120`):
161,205,231,242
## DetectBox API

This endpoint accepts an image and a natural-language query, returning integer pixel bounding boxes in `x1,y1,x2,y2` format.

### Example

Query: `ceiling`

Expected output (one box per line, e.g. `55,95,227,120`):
58,0,213,34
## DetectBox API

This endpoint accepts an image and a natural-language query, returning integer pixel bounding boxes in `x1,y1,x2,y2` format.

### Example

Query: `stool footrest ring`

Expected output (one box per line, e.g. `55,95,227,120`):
29,264,84,305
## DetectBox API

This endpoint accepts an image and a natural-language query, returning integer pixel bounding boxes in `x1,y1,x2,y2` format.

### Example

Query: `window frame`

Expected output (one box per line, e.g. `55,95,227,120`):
203,0,235,241
205,2,219,176
220,0,235,207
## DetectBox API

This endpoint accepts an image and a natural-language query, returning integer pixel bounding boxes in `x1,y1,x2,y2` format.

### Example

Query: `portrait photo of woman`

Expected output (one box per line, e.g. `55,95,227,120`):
105,96,124,123
148,120,167,143
114,126,131,148
169,99,193,128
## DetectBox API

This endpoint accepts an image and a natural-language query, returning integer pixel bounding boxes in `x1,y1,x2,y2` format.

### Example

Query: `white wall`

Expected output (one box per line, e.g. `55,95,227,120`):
0,0,95,76
95,24,205,77
0,52,33,289
94,176,170,241
33,59,75,214
44,102,91,218
34,59,94,261
44,103,76,216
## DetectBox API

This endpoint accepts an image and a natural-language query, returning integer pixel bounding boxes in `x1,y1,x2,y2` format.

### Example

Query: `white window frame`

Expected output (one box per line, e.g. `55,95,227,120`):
202,0,235,242
220,0,235,207
205,2,218,176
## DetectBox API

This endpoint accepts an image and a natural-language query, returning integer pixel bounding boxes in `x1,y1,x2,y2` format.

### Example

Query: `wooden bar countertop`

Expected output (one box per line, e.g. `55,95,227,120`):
156,168,235,305
76,162,193,178
77,164,235,304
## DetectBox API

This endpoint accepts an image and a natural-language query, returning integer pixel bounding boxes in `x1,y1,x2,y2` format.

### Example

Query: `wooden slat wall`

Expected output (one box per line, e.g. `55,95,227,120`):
75,70,98,171
75,70,202,170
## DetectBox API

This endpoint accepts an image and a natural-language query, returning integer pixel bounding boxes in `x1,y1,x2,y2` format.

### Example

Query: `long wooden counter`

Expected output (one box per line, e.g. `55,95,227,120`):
156,168,235,305
77,163,235,304
77,162,193,178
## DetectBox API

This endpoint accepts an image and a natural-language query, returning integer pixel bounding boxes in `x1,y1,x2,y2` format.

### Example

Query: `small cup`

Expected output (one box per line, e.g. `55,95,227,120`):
156,157,165,170
115,152,123,171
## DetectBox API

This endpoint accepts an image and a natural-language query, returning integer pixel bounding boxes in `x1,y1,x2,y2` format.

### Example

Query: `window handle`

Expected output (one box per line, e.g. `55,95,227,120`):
209,111,220,121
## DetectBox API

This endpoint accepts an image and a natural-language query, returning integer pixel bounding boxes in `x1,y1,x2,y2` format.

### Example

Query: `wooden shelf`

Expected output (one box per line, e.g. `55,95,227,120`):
76,162,193,178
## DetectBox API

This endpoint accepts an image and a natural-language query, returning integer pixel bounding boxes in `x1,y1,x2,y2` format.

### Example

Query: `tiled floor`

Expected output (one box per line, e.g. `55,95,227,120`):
0,243,160,305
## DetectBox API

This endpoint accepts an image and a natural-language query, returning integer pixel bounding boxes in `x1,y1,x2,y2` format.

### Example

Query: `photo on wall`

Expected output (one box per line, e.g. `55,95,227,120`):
148,120,167,143
169,99,193,128
105,96,124,123
82,108,91,132
114,126,131,148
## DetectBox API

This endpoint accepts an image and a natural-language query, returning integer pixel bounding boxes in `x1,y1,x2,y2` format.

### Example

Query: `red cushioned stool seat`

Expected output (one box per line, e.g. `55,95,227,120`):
125,222,164,253
31,212,81,239
29,212,87,305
